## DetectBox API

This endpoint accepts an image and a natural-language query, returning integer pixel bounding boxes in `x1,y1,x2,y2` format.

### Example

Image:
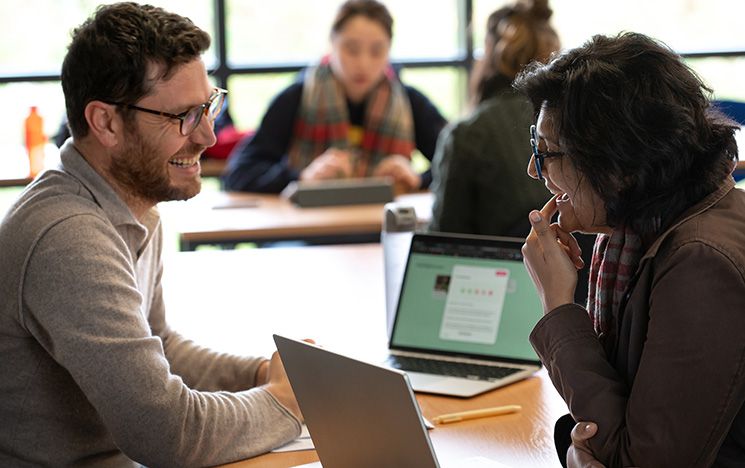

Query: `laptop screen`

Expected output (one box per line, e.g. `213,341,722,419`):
389,233,543,363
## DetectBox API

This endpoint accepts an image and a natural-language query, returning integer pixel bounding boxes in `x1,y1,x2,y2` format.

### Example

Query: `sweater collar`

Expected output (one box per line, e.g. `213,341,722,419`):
58,140,160,251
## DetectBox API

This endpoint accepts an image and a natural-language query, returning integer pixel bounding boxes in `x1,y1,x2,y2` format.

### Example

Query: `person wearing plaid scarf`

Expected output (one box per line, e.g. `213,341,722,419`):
223,0,446,194
517,33,745,467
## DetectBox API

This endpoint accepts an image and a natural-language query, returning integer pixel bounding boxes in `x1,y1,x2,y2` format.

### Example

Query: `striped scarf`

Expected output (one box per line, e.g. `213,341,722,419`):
288,61,415,177
587,226,643,336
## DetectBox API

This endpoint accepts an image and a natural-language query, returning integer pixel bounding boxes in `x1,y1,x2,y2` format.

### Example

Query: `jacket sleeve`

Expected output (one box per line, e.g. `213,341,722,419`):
530,241,745,467
21,215,301,467
405,85,447,189
222,82,303,193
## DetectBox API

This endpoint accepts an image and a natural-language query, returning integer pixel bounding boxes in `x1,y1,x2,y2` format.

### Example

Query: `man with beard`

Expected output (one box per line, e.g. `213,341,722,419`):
0,3,302,466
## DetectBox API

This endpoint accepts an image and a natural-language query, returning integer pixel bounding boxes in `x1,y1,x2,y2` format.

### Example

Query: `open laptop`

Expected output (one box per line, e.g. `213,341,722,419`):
274,334,510,468
385,232,544,397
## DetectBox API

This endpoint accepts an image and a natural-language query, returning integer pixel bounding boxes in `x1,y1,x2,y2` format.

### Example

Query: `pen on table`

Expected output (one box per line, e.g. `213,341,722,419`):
432,404,522,425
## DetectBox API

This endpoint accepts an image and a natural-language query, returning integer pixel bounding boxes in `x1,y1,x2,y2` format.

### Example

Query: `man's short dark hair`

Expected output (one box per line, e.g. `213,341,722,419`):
514,32,739,243
61,2,211,139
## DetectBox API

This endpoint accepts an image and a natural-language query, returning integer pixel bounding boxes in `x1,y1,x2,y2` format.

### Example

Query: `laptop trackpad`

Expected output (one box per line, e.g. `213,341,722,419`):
407,371,497,398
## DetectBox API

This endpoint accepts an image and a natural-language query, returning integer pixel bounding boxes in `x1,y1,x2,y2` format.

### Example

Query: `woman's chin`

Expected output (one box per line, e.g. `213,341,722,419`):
557,213,582,233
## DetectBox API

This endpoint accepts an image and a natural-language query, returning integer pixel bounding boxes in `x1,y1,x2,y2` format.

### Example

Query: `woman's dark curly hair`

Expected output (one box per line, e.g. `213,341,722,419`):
514,32,738,244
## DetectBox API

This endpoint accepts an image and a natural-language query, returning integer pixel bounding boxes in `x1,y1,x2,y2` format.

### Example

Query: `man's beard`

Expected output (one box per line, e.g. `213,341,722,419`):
109,128,203,204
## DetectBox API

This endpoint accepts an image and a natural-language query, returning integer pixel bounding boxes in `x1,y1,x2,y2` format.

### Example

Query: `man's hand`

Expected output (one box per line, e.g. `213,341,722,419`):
567,422,605,468
261,351,302,420
299,148,353,181
372,154,420,193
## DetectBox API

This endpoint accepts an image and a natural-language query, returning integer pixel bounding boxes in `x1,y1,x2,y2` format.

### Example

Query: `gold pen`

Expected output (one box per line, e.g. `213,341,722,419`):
432,404,522,424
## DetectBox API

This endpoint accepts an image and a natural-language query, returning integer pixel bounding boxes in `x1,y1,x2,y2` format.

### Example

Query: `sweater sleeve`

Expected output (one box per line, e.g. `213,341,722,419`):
21,214,301,467
222,82,303,193
530,242,745,468
405,85,447,189
148,263,267,392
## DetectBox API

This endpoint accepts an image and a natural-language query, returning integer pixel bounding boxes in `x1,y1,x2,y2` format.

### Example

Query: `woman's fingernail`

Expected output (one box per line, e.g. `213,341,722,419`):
530,211,542,223
584,423,593,432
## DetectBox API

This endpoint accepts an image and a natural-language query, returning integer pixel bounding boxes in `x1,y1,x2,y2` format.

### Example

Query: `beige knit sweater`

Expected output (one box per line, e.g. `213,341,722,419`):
0,142,300,467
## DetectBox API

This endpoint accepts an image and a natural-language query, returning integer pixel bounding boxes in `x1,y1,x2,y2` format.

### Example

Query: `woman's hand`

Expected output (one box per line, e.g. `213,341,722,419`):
522,196,584,313
373,155,420,193
300,148,353,180
567,422,605,468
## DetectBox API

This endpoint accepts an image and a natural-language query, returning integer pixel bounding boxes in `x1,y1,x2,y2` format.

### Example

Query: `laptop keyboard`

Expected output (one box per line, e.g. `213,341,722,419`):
386,355,521,382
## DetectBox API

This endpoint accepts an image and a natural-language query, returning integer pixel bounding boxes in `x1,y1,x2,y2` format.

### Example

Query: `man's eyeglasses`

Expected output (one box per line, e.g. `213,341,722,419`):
530,124,564,180
106,87,227,136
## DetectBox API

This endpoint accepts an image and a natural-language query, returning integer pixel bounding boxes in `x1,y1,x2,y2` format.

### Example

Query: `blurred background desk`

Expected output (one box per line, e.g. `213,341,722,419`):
162,244,567,468
0,173,32,188
199,158,227,178
0,142,61,188
159,191,433,251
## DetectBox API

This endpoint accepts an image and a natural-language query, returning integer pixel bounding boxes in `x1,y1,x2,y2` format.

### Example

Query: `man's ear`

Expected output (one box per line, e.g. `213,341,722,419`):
84,101,125,148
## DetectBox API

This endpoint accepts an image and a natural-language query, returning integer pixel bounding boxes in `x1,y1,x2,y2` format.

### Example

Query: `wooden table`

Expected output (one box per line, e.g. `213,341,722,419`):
0,172,32,187
200,158,227,178
158,191,434,251
161,244,567,468
0,143,61,187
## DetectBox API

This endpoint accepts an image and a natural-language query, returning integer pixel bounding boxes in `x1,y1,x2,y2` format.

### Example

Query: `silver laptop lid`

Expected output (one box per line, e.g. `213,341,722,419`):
274,334,439,468
389,233,543,366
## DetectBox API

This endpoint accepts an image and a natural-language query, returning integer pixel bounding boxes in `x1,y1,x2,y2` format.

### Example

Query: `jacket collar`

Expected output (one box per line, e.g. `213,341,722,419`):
641,177,735,261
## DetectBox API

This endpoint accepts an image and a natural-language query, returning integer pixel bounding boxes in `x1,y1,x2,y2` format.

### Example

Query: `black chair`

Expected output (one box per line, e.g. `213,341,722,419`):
713,100,745,181
714,99,745,125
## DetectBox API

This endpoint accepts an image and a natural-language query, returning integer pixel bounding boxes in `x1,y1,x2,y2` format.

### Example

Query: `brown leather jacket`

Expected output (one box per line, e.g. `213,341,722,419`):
531,179,745,467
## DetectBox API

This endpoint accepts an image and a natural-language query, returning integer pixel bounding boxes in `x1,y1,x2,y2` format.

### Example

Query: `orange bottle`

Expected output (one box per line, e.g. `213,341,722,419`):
24,106,46,178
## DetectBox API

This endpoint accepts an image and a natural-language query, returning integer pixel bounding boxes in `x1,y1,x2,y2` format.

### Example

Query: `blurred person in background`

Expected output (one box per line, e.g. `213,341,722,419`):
430,0,559,237
222,0,447,194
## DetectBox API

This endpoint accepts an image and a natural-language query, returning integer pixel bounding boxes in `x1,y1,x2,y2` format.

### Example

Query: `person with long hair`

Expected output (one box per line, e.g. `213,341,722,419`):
223,0,446,194
518,32,745,467
429,0,559,237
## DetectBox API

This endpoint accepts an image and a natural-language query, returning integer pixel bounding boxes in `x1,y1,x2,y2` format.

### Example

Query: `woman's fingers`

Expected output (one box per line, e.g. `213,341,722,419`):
539,195,559,222
528,209,566,263
552,225,584,269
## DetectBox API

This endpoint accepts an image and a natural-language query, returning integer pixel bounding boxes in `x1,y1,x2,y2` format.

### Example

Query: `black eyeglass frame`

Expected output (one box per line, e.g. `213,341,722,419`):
105,87,227,136
529,124,565,180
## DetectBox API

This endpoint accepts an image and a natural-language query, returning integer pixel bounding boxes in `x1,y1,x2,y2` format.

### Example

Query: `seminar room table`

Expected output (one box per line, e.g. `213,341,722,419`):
162,244,568,468
158,191,434,251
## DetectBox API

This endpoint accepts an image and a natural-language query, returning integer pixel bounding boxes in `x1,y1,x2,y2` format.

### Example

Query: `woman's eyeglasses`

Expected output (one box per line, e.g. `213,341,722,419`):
529,124,564,180
106,87,227,136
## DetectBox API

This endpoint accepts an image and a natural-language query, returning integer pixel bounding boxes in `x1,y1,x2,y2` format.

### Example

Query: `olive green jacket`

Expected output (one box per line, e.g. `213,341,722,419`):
430,84,549,237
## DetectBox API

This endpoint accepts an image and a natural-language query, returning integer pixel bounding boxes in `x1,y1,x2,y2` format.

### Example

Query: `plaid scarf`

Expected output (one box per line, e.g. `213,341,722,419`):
288,61,415,177
587,226,643,336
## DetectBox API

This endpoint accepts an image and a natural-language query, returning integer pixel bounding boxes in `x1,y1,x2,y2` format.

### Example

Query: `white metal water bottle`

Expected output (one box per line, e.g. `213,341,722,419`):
381,202,417,338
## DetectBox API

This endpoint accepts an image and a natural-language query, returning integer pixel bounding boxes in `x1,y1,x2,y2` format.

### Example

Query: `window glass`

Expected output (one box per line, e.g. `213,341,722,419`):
0,82,65,152
385,0,462,60
399,67,468,122
226,0,462,66
0,1,215,76
473,0,745,101
472,0,512,57
474,0,745,56
226,73,297,131
686,57,745,102
550,0,745,53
